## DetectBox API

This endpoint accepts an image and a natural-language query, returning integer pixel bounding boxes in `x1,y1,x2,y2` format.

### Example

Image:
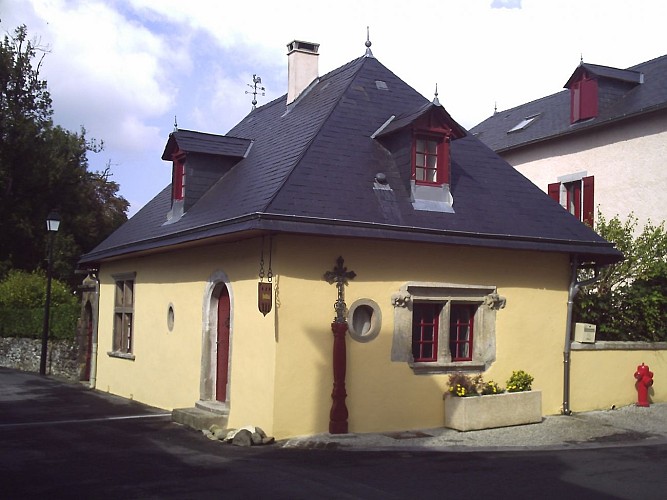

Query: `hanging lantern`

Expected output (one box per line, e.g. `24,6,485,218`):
257,236,273,316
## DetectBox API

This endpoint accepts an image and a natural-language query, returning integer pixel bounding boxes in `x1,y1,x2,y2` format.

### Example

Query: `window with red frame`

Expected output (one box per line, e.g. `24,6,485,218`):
172,154,186,201
449,304,475,361
413,135,449,185
548,176,594,226
412,302,440,362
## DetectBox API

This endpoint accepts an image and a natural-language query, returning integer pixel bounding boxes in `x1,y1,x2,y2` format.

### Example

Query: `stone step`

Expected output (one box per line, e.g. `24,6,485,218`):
172,406,228,431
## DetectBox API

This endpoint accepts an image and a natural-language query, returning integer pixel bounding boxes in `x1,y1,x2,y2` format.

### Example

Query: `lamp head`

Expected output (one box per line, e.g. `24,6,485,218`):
46,211,61,232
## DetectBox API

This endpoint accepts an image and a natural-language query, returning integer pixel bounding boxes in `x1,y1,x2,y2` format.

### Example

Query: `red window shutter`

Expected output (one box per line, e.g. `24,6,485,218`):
548,182,561,203
582,175,595,226
580,78,598,120
571,77,598,123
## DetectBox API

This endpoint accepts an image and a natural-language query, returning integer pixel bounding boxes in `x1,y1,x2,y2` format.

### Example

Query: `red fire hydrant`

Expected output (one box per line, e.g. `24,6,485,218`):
634,363,654,407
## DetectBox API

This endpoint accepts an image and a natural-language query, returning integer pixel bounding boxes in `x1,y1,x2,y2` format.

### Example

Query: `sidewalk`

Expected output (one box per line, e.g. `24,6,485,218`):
281,403,667,452
2,367,666,453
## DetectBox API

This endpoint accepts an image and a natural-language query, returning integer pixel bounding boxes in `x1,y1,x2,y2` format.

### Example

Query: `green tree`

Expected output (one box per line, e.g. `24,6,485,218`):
575,212,667,341
0,25,128,287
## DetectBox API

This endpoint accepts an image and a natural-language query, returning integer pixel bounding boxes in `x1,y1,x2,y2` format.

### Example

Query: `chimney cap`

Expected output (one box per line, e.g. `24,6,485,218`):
287,40,320,54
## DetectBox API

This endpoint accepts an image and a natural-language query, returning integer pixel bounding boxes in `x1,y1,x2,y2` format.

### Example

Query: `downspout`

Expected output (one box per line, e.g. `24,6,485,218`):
562,256,600,415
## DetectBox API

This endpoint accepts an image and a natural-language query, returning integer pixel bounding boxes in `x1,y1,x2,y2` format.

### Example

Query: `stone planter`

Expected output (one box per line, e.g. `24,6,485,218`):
444,390,542,431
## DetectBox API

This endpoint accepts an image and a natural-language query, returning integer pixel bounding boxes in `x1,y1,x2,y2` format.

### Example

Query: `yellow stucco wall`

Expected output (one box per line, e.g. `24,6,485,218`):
95,239,278,433
270,235,569,437
95,233,666,440
570,349,667,411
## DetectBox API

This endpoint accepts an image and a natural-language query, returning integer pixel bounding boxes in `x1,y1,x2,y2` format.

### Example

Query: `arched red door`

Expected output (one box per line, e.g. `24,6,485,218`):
216,285,231,402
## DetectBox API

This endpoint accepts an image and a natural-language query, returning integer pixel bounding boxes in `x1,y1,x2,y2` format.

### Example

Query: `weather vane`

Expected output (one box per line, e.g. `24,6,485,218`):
246,74,266,110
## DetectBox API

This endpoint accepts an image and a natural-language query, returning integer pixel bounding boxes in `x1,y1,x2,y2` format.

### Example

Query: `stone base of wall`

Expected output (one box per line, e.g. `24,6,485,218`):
0,337,80,381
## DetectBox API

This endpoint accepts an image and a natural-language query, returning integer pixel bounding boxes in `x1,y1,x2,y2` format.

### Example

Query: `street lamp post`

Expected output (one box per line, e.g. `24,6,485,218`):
40,210,61,376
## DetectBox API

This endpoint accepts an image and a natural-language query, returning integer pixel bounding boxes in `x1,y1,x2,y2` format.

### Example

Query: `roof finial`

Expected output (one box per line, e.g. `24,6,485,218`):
173,115,178,131
245,74,266,110
365,26,374,58
580,53,584,65
494,101,498,114
432,83,440,106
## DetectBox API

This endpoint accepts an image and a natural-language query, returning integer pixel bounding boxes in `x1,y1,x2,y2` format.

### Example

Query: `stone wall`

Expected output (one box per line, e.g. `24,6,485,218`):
0,337,80,381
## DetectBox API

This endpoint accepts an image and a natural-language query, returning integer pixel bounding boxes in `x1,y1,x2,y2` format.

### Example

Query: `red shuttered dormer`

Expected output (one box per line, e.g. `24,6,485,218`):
569,73,598,123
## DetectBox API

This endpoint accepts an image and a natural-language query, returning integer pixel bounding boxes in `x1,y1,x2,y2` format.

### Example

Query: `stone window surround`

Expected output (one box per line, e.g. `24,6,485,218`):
391,282,506,374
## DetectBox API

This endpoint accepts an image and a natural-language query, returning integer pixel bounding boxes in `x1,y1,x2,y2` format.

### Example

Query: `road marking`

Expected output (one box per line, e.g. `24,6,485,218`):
0,413,172,429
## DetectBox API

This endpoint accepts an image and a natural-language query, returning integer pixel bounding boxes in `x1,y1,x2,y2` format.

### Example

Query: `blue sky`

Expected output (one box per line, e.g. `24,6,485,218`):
3,0,667,216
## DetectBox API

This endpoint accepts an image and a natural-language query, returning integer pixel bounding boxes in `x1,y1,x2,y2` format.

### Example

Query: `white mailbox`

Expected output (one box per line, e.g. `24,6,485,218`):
574,322,596,343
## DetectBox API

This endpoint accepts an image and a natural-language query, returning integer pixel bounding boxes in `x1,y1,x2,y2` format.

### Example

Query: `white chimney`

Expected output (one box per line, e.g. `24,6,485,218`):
286,40,319,105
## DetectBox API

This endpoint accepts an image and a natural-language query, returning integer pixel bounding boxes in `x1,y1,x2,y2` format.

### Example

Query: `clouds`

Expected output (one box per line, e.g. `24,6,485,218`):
3,0,667,215
491,0,522,8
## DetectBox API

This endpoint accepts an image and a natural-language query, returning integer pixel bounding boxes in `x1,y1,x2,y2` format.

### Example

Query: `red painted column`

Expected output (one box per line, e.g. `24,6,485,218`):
329,321,349,434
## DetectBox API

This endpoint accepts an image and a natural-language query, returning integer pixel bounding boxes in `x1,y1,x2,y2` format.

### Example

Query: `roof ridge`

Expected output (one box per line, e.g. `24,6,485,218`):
259,56,368,212
482,88,568,121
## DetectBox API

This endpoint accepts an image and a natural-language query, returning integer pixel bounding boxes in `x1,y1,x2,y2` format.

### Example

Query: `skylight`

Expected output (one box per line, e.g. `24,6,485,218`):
508,113,540,133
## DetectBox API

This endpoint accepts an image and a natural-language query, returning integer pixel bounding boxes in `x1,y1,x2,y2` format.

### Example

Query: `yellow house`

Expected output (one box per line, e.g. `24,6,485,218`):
79,40,629,439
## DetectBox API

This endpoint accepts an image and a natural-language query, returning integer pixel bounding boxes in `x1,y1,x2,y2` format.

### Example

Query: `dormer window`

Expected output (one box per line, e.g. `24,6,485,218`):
570,73,598,123
413,133,450,185
373,103,465,213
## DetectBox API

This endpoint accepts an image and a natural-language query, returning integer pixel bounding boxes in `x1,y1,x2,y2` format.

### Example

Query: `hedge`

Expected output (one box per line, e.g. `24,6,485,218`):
0,303,79,340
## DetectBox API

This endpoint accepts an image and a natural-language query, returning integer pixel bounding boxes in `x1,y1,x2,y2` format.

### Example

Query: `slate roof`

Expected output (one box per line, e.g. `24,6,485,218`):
80,52,621,266
470,54,667,152
161,130,252,160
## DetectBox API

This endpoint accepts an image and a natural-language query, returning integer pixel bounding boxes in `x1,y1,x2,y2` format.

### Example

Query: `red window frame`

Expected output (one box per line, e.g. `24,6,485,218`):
412,303,440,362
412,134,450,185
449,304,475,362
172,152,186,201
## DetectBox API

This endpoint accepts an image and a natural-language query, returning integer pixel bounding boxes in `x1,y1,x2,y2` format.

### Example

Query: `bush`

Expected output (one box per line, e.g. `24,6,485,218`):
575,212,667,341
0,270,78,339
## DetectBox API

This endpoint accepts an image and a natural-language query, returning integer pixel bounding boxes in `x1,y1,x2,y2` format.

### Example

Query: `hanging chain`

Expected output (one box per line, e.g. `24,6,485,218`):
267,235,273,283
259,236,265,282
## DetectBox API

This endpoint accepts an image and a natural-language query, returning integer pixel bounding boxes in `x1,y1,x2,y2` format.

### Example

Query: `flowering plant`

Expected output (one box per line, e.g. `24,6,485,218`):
446,372,503,397
446,370,534,397
505,370,534,393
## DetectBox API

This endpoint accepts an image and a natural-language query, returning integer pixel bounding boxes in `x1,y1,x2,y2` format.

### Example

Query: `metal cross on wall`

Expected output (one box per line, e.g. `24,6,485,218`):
324,256,356,323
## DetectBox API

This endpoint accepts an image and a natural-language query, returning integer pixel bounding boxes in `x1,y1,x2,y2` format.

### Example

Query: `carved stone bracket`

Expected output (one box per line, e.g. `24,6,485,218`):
391,292,412,308
483,293,506,310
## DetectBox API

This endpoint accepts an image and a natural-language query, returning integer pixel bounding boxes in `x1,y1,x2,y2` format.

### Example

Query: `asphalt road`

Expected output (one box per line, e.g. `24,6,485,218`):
2,368,667,499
